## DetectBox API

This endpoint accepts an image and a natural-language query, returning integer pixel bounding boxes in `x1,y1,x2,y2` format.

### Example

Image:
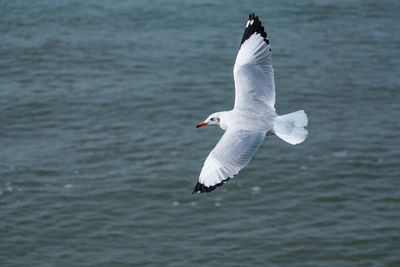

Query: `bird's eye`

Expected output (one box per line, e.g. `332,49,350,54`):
210,118,215,121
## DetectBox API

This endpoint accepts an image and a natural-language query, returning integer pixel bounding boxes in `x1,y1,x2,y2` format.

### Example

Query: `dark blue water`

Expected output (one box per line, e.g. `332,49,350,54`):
1,0,399,266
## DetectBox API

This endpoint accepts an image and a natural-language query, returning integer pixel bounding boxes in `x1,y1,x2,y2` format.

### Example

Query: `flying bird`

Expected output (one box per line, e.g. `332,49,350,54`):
193,13,309,194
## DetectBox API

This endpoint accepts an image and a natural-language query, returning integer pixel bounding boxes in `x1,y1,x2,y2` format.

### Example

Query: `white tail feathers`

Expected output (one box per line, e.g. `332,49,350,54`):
273,110,308,145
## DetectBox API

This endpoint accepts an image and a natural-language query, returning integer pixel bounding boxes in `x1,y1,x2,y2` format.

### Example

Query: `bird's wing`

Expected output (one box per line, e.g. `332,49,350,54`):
193,128,266,193
233,13,275,112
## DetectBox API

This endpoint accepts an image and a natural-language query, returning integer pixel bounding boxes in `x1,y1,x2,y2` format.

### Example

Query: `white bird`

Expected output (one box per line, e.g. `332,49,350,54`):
193,13,308,194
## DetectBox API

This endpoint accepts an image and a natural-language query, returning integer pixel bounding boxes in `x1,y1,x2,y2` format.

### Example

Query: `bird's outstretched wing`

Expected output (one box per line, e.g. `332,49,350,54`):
233,13,275,112
193,128,266,193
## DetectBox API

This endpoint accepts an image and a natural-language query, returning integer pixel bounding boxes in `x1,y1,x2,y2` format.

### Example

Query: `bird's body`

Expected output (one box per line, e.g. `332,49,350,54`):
214,109,276,133
193,13,308,194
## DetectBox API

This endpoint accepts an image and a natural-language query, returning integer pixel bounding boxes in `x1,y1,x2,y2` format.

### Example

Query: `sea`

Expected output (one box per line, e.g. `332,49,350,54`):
1,0,399,266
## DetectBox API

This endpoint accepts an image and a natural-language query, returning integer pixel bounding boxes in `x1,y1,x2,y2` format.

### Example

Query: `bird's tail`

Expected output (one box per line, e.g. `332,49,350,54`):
273,110,308,145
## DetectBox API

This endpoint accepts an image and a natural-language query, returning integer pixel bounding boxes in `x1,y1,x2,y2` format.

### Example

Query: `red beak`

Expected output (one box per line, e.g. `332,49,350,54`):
196,121,208,128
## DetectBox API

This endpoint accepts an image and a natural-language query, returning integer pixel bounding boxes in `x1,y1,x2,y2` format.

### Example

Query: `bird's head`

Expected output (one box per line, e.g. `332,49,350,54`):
196,112,223,128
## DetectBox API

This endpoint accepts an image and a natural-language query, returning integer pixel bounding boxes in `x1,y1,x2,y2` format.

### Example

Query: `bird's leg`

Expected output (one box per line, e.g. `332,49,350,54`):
266,130,275,136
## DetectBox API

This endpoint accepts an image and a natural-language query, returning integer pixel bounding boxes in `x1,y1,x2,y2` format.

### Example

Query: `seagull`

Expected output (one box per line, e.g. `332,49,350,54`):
193,13,309,194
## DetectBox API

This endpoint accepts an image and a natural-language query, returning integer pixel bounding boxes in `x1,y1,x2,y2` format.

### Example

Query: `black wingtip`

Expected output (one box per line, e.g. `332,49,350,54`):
192,177,231,194
240,13,270,46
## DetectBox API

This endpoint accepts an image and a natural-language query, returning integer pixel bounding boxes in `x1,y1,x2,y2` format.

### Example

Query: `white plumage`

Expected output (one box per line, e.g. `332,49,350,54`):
193,13,308,194
234,33,275,111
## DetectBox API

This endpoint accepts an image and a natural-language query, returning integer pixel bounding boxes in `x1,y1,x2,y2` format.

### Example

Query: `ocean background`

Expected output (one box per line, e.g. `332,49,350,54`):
1,0,399,266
